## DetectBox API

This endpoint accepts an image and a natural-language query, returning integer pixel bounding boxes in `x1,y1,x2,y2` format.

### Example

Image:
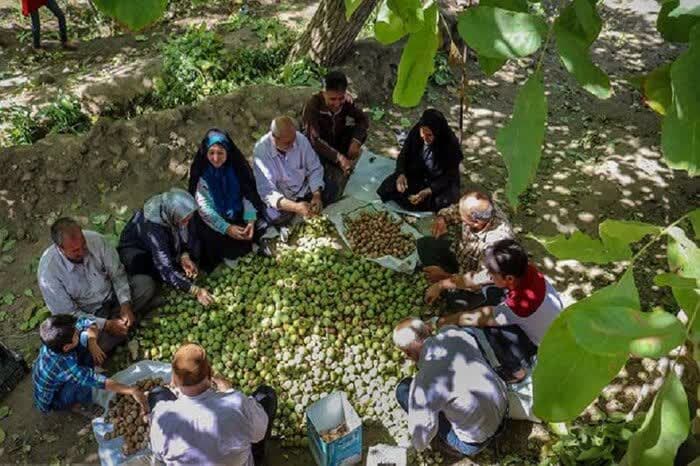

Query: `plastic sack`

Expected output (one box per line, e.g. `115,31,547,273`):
507,371,540,423
328,199,422,273
91,360,171,466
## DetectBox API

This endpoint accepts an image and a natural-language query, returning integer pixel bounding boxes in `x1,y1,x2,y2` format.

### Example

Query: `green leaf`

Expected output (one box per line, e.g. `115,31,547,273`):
690,208,700,239
531,230,609,263
345,0,364,19
0,406,10,419
670,27,700,121
0,228,8,246
532,220,660,264
91,0,167,31
480,0,528,11
625,372,690,466
496,73,547,207
657,0,700,43
387,0,424,33
569,307,686,358
90,213,110,226
599,219,661,259
392,3,439,107
1,239,16,252
1,292,15,306
640,63,672,115
666,226,700,340
458,6,547,59
654,272,699,288
554,0,611,98
661,103,700,176
375,0,407,45
533,311,628,421
479,55,507,75
0,427,5,444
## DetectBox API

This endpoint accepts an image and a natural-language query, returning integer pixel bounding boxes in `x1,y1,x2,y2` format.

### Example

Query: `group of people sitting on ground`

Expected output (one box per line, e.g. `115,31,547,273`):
31,69,564,462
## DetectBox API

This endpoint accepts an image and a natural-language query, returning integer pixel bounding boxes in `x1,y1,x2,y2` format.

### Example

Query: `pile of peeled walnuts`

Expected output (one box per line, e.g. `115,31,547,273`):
344,211,414,258
103,377,165,455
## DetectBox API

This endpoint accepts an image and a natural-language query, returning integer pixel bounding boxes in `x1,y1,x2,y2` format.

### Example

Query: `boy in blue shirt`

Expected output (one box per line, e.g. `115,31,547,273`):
33,315,148,414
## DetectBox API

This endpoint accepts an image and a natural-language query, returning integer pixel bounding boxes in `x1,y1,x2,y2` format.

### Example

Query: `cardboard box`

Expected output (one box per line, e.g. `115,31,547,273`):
306,392,362,466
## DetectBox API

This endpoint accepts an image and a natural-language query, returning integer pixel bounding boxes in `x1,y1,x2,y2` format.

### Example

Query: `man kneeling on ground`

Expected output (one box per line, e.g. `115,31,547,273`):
33,315,149,415
438,239,563,347
149,343,277,466
392,317,508,458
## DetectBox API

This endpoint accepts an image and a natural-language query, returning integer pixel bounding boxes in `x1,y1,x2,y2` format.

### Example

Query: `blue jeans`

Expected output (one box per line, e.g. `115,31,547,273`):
395,377,491,457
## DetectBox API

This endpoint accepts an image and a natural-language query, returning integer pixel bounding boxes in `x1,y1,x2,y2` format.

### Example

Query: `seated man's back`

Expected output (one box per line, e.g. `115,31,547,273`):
150,388,267,466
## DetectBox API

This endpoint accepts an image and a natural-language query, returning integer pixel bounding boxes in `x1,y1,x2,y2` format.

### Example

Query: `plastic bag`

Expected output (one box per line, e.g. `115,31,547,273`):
328,200,422,273
91,360,171,466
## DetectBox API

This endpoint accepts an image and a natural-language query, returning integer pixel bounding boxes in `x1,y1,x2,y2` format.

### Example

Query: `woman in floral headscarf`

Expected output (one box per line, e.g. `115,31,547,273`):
188,128,267,270
118,188,214,307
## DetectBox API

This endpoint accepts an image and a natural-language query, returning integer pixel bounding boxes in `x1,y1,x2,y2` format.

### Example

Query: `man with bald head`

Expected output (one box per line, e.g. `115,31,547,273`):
253,116,326,230
149,343,277,465
392,317,508,457
417,190,514,307
37,217,155,356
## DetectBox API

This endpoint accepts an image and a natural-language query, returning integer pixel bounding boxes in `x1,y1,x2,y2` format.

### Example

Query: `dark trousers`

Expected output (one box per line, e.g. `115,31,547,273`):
417,236,505,311
461,325,538,383
377,173,459,213
318,128,361,205
94,275,156,353
193,212,263,272
30,0,67,48
148,385,277,466
395,378,491,457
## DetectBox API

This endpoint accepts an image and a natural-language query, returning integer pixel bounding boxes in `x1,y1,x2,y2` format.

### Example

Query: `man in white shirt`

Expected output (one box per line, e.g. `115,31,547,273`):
253,116,326,228
149,343,276,466
392,317,508,457
37,217,155,355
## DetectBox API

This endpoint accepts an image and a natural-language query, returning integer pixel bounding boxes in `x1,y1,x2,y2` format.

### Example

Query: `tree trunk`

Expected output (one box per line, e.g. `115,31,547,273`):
289,0,379,66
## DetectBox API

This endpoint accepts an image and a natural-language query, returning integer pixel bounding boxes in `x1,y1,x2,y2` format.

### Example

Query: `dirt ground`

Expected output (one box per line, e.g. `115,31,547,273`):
0,0,698,464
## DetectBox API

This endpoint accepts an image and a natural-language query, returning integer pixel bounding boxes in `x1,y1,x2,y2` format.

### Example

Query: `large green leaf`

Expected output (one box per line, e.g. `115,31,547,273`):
568,307,686,358
670,26,700,120
479,56,507,75
387,0,425,33
690,208,700,239
345,0,364,19
640,63,673,115
625,372,690,466
392,3,439,107
667,226,700,340
599,220,661,259
496,73,547,207
531,230,610,263
533,312,628,421
661,104,700,176
457,6,547,59
472,0,528,75
657,0,700,43
92,0,167,31
375,0,407,45
531,220,659,264
554,0,611,98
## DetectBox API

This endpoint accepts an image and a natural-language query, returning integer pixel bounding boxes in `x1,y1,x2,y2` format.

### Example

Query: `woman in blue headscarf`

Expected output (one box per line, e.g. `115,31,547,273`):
188,128,267,271
118,188,215,307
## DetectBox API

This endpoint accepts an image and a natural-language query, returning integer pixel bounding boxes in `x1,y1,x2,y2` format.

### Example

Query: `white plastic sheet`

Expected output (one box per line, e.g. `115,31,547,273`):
92,360,171,466
328,199,422,274
343,151,434,219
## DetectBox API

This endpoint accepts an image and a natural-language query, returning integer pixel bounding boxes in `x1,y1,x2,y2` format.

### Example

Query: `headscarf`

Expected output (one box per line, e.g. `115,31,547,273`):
416,109,461,161
188,129,244,220
143,188,197,253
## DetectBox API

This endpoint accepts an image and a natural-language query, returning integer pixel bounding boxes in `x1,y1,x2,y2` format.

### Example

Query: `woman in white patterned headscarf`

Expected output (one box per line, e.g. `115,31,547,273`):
118,188,214,307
